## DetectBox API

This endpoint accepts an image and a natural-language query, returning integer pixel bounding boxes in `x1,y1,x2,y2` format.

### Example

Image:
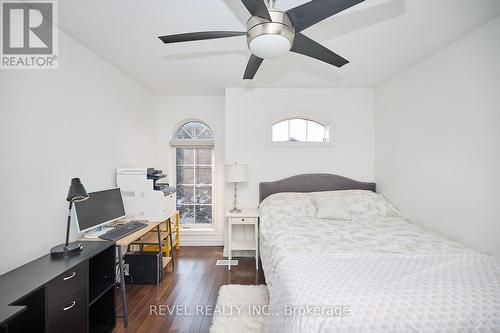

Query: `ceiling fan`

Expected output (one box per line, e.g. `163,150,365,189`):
158,0,365,79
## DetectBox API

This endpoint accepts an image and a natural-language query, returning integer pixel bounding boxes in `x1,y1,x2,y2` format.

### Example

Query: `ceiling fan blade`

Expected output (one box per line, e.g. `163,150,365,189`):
290,33,349,68
286,0,365,32
158,31,246,44
243,54,264,80
241,0,272,21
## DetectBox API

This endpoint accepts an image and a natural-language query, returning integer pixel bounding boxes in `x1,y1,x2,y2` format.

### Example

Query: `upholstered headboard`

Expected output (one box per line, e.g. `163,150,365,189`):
259,173,376,203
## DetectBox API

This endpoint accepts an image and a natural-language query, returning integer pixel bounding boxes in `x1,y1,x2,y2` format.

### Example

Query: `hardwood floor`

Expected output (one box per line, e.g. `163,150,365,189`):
113,246,265,333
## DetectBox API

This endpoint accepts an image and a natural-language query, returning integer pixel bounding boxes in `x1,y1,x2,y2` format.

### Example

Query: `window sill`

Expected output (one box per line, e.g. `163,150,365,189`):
267,141,334,148
180,226,216,234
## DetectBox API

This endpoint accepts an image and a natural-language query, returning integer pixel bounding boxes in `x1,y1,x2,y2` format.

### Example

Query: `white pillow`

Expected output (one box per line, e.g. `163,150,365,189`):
312,190,402,221
260,192,316,219
313,193,351,220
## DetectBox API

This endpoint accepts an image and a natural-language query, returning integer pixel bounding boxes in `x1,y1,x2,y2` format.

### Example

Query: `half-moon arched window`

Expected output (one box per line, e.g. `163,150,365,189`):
174,121,214,141
272,117,329,143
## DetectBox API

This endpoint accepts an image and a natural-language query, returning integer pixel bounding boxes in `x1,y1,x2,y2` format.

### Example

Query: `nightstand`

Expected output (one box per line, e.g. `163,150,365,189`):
226,208,260,271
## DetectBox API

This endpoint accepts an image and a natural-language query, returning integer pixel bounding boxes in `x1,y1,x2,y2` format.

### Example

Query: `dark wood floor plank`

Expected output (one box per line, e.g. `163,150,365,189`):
187,261,219,333
144,260,200,333
112,246,265,333
176,259,215,332
159,260,207,332
198,266,227,333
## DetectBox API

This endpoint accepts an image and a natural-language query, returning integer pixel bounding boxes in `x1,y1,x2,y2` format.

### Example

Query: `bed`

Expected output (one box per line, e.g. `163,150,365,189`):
258,174,500,333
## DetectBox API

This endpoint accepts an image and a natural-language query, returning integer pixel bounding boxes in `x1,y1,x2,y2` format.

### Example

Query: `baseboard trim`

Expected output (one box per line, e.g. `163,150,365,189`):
180,238,224,246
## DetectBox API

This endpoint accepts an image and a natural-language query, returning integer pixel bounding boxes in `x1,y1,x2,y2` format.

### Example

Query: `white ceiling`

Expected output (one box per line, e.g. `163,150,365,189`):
59,0,500,95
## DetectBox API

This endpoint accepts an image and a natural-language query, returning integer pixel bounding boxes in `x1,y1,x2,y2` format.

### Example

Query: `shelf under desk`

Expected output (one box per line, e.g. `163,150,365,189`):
80,219,174,328
133,230,169,244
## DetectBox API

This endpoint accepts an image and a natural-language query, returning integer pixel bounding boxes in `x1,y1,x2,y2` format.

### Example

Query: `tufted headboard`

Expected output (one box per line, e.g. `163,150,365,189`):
259,173,376,203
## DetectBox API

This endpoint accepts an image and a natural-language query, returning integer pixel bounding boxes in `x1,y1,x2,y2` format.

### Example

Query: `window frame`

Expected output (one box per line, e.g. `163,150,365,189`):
171,120,216,230
170,120,215,147
268,116,332,147
174,146,215,229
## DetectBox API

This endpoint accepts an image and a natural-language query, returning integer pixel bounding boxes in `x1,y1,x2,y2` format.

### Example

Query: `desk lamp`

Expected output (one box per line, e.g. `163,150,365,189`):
225,163,248,213
50,178,89,258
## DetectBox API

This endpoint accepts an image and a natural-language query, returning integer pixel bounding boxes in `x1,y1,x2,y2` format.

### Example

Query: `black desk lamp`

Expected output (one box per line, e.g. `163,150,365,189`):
50,178,89,258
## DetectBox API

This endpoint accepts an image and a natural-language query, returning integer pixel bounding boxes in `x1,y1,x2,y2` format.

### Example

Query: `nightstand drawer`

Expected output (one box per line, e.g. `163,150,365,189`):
229,217,258,224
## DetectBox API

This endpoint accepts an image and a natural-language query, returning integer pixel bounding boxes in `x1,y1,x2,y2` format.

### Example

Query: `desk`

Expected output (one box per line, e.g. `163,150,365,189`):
82,219,175,328
0,241,115,333
117,221,163,328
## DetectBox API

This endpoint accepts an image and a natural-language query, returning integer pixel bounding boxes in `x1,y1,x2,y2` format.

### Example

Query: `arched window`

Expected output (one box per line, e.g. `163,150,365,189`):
171,121,215,226
272,117,329,143
174,121,214,141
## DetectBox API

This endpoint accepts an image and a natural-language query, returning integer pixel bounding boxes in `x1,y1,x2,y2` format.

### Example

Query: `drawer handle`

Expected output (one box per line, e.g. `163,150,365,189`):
63,272,76,280
241,218,245,221
63,301,76,311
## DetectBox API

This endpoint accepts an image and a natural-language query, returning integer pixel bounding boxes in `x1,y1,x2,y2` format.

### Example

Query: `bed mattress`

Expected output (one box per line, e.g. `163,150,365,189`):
259,191,500,332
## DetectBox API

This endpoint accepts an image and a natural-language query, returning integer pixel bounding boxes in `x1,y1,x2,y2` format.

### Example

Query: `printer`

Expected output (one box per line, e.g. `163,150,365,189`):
117,167,176,222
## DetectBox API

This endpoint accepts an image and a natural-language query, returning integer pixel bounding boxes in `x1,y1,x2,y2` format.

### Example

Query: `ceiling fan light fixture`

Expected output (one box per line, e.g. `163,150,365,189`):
249,34,291,58
158,0,365,79
246,9,295,59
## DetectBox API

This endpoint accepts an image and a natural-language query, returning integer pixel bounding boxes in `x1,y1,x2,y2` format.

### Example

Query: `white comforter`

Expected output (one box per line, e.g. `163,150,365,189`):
259,191,500,333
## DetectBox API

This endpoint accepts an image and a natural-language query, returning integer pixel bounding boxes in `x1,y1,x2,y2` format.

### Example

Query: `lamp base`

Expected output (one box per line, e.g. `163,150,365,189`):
50,242,83,258
229,207,242,213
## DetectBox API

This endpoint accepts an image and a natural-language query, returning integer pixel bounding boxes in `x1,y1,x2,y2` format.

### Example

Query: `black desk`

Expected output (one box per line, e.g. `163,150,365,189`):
0,241,115,333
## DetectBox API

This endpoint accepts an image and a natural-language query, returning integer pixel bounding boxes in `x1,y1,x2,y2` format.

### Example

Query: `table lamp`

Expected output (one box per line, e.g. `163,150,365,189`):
50,178,89,258
225,163,248,213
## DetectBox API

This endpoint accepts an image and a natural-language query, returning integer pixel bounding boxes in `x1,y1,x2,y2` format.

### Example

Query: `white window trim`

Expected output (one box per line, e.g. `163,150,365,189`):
171,119,217,231
173,145,216,231
267,116,334,148
171,119,215,144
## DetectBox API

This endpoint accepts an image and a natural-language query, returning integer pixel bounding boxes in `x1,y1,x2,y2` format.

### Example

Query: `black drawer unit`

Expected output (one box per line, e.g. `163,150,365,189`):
0,241,115,333
47,262,87,310
48,289,87,333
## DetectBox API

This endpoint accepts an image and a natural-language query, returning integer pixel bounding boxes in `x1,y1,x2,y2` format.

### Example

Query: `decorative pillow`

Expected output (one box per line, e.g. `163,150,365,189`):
259,192,316,219
313,193,351,220
311,190,402,221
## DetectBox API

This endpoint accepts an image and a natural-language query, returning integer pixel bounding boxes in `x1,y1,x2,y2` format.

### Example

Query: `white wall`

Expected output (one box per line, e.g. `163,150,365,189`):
155,89,375,249
375,16,500,257
156,96,225,245
0,30,157,274
224,88,375,253
225,88,375,208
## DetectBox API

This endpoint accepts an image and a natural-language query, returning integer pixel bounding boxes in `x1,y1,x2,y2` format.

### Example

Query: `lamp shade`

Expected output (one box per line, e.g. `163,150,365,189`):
225,163,248,183
66,178,89,202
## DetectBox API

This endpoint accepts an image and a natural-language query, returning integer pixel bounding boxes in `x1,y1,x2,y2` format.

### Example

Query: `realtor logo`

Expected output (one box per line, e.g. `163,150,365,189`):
1,0,58,69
